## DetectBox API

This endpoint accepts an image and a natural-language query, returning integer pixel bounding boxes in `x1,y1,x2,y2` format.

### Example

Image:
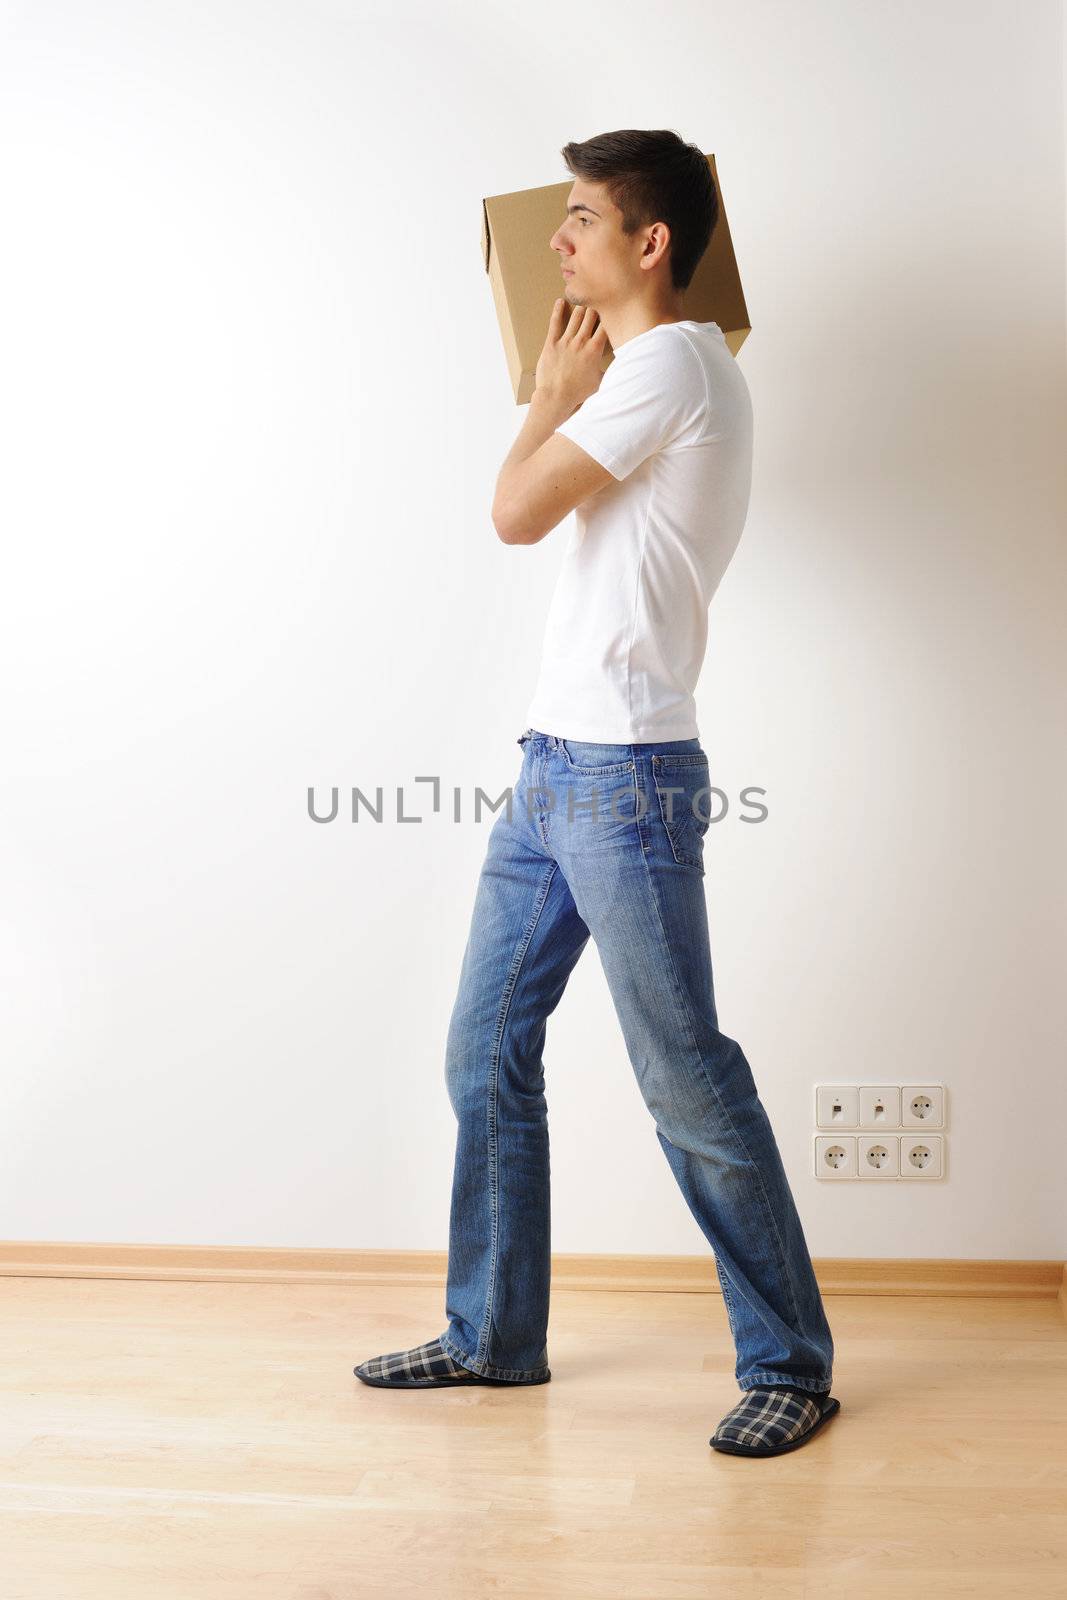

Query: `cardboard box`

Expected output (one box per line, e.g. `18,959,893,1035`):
479,152,750,404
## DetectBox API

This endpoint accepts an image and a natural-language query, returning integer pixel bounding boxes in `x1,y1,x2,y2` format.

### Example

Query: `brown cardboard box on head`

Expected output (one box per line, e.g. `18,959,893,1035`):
479,152,750,404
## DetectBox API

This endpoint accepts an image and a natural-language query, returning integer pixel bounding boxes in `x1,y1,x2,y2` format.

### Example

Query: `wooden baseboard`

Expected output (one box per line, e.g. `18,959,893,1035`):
0,1242,1064,1312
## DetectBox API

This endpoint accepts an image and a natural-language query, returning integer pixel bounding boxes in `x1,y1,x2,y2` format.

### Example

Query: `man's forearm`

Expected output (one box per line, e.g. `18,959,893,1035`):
493,388,573,510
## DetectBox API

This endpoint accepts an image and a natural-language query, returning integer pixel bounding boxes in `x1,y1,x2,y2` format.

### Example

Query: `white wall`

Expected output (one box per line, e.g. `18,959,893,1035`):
1,0,1064,1260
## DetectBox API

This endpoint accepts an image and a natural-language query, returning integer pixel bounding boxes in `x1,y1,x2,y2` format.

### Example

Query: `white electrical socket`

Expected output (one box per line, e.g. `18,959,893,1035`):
814,1086,859,1129
900,1133,944,1179
901,1085,944,1128
857,1136,900,1179
814,1135,856,1179
858,1086,901,1129
814,1086,947,1177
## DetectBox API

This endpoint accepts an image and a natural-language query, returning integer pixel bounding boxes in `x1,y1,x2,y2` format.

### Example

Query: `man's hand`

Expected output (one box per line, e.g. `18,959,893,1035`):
491,301,614,544
534,300,609,415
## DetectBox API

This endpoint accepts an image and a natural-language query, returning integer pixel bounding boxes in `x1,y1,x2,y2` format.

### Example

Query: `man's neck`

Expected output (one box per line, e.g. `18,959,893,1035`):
600,306,687,352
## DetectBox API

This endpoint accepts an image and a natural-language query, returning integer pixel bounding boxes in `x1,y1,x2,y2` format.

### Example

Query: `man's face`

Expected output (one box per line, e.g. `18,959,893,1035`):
549,182,634,312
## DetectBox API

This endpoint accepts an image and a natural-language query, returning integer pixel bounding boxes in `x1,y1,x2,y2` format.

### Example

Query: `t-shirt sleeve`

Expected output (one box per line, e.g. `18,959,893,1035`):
553,329,709,481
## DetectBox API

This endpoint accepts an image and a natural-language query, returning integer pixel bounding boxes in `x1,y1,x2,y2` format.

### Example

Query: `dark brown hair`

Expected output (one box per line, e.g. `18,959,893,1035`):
560,128,718,292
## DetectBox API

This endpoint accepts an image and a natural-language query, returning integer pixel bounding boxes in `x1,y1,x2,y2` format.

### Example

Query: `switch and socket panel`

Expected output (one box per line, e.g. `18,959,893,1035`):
813,1084,946,1180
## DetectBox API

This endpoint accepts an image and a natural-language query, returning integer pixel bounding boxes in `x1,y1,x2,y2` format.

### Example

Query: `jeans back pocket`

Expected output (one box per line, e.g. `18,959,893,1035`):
652,752,712,870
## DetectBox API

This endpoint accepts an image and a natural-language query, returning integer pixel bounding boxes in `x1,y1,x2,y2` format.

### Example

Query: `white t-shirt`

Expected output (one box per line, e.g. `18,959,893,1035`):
524,319,753,743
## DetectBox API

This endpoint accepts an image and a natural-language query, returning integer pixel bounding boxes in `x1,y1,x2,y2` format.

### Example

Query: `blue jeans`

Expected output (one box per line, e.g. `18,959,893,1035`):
438,728,835,1394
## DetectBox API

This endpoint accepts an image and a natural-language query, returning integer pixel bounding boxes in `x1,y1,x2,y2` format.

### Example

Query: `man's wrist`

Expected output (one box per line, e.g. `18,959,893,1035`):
531,386,574,423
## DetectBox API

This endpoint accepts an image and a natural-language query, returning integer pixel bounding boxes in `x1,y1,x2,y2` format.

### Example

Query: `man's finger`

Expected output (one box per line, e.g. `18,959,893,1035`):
573,307,601,344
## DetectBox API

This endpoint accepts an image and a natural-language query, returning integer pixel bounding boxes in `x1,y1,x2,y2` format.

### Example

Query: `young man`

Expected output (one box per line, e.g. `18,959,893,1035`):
356,129,839,1459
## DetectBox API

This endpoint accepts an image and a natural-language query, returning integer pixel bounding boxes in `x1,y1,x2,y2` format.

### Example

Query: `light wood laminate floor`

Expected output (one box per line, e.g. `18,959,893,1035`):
2,1276,1065,1598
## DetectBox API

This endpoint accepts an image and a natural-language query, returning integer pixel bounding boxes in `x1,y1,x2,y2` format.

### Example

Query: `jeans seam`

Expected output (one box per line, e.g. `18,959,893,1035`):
743,1370,832,1393
477,857,560,1371
716,1257,739,1332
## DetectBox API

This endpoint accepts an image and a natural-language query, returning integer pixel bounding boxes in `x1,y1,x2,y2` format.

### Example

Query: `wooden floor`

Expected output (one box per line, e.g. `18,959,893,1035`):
2,1275,1065,1598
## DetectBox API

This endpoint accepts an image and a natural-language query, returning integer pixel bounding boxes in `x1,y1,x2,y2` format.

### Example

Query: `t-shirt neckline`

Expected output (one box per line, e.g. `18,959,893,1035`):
613,319,723,354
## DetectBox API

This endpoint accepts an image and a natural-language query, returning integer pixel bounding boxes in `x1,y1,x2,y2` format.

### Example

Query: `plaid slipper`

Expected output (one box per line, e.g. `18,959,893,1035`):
710,1386,840,1456
353,1336,550,1388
